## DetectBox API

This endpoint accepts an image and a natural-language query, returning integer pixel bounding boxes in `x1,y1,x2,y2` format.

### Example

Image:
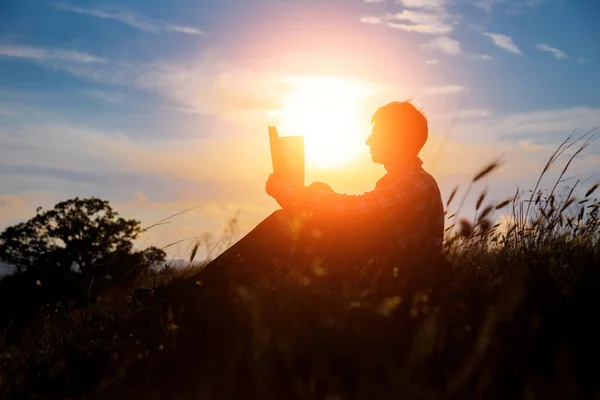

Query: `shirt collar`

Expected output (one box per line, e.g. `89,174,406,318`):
376,157,423,189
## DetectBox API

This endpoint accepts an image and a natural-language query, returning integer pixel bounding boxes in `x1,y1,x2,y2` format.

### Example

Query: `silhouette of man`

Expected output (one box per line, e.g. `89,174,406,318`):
198,101,449,288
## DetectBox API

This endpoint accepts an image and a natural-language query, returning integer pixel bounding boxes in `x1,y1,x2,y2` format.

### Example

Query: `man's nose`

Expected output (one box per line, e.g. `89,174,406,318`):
365,134,372,146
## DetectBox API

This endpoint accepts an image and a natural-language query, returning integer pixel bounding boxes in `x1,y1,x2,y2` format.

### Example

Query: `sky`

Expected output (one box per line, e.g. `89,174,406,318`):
0,0,599,263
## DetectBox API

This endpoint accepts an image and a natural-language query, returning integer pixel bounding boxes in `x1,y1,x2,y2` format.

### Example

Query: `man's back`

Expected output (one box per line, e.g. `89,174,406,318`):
377,159,445,259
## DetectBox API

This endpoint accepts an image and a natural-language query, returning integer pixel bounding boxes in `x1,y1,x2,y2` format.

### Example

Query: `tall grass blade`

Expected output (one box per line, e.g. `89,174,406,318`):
446,185,459,208
475,187,488,211
190,241,200,263
473,160,502,183
585,183,599,198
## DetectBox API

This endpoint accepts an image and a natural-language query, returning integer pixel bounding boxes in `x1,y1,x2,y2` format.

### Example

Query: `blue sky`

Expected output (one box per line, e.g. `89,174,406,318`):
1,0,599,260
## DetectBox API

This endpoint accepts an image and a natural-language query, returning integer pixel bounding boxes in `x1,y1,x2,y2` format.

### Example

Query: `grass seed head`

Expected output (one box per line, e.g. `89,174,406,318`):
458,219,474,239
476,188,489,211
446,185,459,208
477,205,494,223
585,183,599,198
561,198,576,213
495,197,514,210
473,160,502,182
478,219,492,234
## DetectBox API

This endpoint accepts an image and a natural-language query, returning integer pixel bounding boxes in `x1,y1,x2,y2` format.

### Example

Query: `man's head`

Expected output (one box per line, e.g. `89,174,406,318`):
366,101,428,166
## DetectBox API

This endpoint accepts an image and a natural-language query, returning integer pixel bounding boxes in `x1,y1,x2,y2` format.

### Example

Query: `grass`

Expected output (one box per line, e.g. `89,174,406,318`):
1,132,599,399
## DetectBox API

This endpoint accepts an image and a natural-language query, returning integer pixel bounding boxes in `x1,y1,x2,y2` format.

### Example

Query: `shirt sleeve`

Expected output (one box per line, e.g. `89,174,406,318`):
280,175,432,218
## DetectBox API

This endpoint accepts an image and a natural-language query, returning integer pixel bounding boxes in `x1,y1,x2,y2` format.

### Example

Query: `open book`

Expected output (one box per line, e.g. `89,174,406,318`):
268,126,305,187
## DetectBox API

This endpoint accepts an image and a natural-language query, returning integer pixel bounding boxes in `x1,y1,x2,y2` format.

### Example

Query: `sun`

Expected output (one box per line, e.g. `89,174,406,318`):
278,76,374,169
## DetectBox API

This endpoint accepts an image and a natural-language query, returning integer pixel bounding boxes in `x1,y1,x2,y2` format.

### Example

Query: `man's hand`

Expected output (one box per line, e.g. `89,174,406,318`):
266,173,297,208
265,173,285,197
267,175,337,210
308,181,334,193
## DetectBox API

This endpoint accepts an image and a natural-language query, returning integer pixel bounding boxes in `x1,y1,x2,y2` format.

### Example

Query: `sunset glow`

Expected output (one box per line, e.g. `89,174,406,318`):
1,0,598,262
279,77,376,169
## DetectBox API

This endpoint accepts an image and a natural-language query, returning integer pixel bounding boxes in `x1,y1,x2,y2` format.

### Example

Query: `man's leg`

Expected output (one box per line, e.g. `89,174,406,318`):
197,209,315,286
297,214,392,283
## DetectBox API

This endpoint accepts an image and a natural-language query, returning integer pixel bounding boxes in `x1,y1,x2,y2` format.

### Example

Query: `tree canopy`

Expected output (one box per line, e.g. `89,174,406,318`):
0,197,165,281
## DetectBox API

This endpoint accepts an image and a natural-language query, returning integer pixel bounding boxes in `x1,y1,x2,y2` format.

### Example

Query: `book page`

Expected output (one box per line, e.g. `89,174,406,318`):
268,126,305,187
268,126,284,176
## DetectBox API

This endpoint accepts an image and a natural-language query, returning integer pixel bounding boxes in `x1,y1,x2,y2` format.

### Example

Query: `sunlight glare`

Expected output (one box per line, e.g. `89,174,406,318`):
279,77,375,169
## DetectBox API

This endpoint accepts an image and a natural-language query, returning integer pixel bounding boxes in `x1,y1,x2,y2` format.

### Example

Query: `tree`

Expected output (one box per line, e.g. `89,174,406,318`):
0,197,165,281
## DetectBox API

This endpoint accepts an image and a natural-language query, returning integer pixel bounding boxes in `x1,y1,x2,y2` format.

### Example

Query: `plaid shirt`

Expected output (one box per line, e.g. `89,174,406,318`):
279,157,445,254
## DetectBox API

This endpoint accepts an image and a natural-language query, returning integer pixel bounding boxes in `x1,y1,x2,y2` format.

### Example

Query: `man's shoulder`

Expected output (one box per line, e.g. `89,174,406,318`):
416,166,440,186
388,165,440,190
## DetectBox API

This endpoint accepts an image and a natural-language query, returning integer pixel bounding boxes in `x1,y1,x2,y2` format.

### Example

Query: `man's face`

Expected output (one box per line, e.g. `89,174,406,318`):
366,122,393,165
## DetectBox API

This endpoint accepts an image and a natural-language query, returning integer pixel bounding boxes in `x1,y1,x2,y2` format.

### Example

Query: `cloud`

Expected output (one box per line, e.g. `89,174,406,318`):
421,134,547,187
0,98,302,191
135,64,291,117
0,111,278,257
166,25,204,35
482,32,522,54
424,85,467,95
467,53,493,61
0,121,208,184
84,89,124,103
0,163,185,195
0,115,280,255
519,140,541,151
55,4,203,35
387,11,453,34
361,9,454,34
436,108,492,119
472,0,505,13
0,43,105,63
364,0,447,6
134,57,389,118
398,0,447,9
425,59,439,64
360,16,384,24
421,38,494,61
460,109,492,118
0,193,34,238
536,43,569,60
457,107,600,143
472,0,545,14
420,37,494,62
1,43,385,121
421,36,462,55
427,107,600,188
506,0,546,14
0,195,22,208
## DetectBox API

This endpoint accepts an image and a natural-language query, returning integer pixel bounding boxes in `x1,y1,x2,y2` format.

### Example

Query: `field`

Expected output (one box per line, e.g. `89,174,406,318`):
1,132,599,400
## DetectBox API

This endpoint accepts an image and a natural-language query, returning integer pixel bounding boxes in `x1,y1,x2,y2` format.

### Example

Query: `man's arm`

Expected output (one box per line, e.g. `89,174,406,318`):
266,173,432,218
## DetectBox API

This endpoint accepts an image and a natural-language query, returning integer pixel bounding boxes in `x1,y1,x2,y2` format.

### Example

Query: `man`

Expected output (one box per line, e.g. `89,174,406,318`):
198,101,449,289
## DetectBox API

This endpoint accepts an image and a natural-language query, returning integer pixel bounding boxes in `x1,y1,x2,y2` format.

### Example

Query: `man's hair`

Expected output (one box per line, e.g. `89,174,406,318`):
371,101,428,155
